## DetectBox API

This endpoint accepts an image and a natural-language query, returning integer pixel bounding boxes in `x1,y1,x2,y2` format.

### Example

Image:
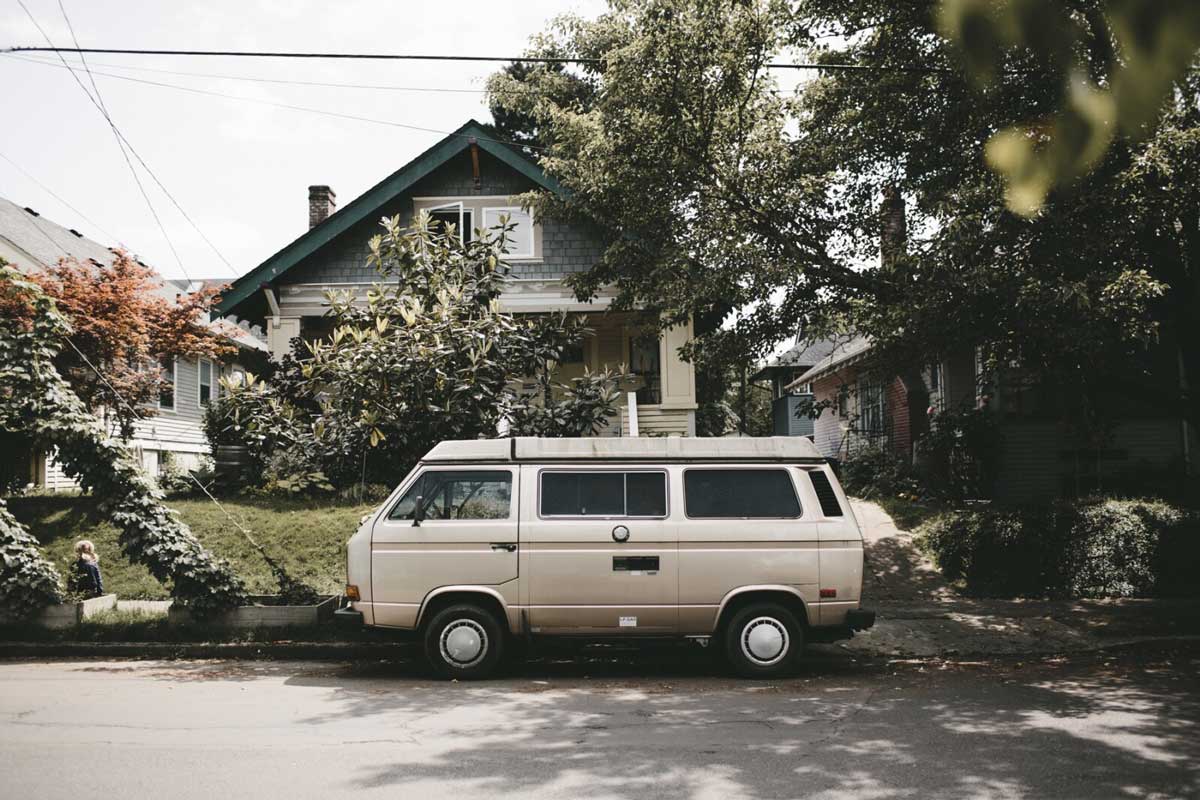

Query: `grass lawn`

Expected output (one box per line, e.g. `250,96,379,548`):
6,494,375,600
852,492,949,534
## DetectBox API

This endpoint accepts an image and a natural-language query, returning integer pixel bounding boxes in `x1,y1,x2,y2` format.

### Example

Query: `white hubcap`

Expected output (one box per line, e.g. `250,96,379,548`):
742,616,789,666
441,619,487,667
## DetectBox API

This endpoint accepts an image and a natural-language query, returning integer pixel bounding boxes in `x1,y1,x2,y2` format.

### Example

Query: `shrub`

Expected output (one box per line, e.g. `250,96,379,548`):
0,499,64,621
839,444,924,499
920,497,1200,598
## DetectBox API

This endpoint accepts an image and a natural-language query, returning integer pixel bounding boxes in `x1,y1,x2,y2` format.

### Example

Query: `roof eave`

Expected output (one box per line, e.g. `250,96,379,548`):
218,121,558,318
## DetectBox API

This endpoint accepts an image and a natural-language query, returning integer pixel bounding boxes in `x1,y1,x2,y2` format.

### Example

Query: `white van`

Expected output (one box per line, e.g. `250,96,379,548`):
338,437,874,678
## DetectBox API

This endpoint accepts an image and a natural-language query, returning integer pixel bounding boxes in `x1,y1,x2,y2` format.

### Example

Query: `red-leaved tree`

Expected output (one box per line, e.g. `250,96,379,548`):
1,251,233,437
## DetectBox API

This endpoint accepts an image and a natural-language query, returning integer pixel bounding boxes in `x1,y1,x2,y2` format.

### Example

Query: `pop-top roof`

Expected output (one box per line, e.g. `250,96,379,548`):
422,437,823,463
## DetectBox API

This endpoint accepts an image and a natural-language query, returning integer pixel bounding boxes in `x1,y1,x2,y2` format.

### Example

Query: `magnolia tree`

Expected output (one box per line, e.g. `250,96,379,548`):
212,213,624,488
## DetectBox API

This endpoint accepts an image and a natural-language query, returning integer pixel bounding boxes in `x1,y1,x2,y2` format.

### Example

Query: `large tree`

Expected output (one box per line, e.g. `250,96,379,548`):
488,0,1199,437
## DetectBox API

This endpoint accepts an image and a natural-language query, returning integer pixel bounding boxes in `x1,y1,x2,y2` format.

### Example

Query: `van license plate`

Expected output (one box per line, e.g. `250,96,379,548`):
619,616,637,627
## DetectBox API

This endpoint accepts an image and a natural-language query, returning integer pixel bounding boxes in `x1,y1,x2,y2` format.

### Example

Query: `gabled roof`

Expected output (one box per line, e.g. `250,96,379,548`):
0,196,117,272
751,337,842,382
787,335,874,389
217,120,558,317
0,194,266,352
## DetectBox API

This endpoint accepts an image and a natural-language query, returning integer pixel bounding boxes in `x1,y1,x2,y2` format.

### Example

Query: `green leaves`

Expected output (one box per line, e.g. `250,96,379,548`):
939,0,1200,214
0,498,64,621
207,211,620,488
1,266,247,617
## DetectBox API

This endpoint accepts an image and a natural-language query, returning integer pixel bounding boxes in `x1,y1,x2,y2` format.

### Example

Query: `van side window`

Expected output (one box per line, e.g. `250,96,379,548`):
807,470,844,517
684,469,801,518
389,471,512,520
540,471,667,517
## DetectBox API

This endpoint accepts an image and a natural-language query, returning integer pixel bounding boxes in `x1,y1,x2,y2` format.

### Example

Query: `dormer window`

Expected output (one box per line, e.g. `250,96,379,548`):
483,206,534,258
414,196,540,260
428,202,474,244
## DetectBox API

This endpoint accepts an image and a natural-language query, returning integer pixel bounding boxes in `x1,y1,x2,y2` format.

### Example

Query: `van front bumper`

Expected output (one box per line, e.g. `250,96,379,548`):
335,605,364,626
846,608,876,631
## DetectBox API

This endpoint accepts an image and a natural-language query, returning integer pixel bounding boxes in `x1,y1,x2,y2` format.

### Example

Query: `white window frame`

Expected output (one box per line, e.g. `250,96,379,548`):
482,205,535,259
159,357,176,411
427,201,472,244
198,359,214,407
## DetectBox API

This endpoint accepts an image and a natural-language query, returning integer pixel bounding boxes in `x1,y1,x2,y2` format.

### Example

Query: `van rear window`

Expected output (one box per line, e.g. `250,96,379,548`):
540,471,667,517
684,469,800,518
807,470,844,517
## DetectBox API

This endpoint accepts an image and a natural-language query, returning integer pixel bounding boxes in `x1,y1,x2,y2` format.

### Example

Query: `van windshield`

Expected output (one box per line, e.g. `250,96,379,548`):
389,471,512,520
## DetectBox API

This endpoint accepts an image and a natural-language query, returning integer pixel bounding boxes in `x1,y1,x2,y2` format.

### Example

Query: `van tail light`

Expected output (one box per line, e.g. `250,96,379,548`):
345,584,361,601
819,588,837,599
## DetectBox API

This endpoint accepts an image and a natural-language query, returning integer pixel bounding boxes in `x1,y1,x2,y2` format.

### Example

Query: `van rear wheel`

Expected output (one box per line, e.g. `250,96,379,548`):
424,604,505,680
723,602,803,679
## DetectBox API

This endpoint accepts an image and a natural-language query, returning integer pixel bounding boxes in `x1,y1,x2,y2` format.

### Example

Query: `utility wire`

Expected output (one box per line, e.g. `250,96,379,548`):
12,50,805,96
15,0,191,280
10,51,535,94
60,4,239,277
2,46,955,73
0,149,123,245
4,53,549,152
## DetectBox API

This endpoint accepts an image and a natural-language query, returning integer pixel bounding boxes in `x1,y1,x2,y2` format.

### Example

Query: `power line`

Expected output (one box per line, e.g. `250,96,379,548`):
3,53,549,152
0,149,123,245
2,45,955,74
11,51,533,95
15,0,191,280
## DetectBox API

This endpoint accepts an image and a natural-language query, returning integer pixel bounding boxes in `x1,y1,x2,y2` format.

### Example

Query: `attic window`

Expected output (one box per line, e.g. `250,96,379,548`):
482,206,534,258
428,202,474,244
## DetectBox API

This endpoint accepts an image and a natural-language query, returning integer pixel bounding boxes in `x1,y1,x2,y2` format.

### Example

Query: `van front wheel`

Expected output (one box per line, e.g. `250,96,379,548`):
424,604,505,680
724,602,803,679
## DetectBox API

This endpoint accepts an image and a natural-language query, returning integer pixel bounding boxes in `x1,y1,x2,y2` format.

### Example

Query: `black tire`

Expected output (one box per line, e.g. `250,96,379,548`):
723,602,804,679
423,603,505,680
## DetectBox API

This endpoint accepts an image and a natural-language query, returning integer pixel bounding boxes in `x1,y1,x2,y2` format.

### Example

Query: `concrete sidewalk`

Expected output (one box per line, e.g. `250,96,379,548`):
842,500,1200,658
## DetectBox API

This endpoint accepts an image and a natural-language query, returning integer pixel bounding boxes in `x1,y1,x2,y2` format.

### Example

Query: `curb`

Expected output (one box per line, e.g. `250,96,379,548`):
0,640,419,661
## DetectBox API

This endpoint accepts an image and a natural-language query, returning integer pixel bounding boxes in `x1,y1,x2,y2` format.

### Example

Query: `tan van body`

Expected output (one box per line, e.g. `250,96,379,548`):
342,437,874,677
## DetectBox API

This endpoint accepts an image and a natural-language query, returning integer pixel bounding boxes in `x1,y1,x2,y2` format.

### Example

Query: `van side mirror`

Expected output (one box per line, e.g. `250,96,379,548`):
412,495,426,527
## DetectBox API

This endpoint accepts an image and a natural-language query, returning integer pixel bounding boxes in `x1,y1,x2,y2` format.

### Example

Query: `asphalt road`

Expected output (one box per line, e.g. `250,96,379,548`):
2,648,1197,800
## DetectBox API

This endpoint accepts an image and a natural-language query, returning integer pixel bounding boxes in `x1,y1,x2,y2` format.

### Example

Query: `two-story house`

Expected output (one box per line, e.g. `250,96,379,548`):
0,195,268,488
216,120,699,436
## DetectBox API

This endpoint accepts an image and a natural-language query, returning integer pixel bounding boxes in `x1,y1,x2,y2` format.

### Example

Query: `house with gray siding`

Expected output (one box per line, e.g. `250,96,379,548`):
0,196,268,488
217,120,699,436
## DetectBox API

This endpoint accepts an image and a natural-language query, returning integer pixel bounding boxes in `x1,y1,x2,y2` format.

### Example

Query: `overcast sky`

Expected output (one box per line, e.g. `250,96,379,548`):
0,0,608,282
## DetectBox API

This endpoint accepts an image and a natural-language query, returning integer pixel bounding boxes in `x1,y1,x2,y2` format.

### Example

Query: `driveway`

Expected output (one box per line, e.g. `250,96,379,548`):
846,500,1200,658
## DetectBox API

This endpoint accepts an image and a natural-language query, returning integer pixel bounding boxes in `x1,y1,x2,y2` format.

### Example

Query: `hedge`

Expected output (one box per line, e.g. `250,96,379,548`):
921,498,1200,598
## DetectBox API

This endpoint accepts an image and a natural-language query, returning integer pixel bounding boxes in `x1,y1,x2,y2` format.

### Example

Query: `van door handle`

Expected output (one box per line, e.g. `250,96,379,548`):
490,543,516,552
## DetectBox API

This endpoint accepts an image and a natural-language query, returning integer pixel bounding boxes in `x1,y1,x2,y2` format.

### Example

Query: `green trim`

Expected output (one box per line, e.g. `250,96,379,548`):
217,120,559,317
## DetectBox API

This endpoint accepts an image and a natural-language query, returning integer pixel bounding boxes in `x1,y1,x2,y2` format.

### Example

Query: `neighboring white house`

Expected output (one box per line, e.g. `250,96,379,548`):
0,195,268,488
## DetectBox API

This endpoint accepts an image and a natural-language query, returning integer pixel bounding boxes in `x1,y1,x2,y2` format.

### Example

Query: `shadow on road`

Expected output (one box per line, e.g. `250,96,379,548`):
266,648,1199,799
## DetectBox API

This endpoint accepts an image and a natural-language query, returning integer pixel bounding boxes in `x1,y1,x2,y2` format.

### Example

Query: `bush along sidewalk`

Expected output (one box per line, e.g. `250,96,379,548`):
920,497,1200,598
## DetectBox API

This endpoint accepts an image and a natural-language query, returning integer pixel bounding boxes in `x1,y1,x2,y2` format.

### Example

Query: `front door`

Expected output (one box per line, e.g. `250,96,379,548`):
371,467,518,628
520,465,677,633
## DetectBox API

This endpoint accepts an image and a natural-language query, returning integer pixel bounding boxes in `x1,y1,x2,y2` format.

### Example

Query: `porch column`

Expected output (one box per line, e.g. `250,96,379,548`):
658,316,697,410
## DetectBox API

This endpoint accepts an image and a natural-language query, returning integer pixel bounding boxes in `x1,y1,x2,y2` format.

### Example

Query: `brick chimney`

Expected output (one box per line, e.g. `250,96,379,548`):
308,185,336,229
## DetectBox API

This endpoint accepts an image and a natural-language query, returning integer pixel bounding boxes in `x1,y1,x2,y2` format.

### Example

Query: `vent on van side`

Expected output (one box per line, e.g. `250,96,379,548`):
807,471,844,517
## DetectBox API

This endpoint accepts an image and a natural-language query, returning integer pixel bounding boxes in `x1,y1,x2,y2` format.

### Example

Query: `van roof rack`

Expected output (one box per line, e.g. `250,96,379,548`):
421,436,824,464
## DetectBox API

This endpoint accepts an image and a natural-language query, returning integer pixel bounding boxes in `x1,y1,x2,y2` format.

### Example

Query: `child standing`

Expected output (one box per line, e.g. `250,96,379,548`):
70,540,104,598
